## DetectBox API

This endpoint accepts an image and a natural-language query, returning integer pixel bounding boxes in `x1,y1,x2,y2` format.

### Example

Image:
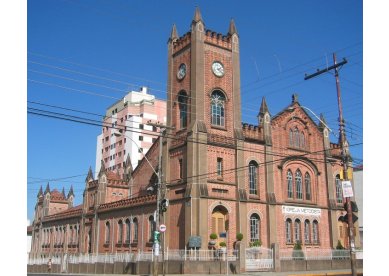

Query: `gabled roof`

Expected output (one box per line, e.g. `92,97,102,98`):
106,171,122,181
98,194,156,213
43,204,83,222
50,189,67,202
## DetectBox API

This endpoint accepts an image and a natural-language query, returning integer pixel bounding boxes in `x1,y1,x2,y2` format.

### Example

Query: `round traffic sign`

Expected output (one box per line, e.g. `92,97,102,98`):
159,224,167,232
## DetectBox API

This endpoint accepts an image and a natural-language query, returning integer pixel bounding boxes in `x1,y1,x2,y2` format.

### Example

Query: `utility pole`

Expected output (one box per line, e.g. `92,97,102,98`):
147,121,174,276
304,53,356,276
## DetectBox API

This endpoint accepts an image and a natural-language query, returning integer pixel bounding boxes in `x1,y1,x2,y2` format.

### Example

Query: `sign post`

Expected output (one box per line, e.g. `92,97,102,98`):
159,224,167,233
342,181,354,197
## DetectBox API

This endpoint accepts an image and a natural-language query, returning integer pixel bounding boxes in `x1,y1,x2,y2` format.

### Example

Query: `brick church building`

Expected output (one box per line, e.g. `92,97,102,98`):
29,8,360,258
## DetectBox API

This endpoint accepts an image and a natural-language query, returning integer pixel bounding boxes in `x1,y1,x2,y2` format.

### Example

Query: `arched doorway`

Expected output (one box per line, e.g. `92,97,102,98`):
211,205,229,245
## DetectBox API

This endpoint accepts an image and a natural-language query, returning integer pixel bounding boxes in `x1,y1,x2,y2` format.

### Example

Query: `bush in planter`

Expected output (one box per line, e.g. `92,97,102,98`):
219,241,227,247
210,233,218,240
292,241,304,260
236,233,243,241
249,240,262,247
209,233,218,247
336,240,345,250
333,240,346,259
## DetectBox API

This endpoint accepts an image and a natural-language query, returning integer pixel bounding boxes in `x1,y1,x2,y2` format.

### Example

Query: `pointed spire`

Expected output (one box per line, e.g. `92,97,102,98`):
125,154,132,169
259,97,269,115
44,182,50,194
228,19,238,35
192,6,203,24
67,185,74,199
98,160,106,178
61,187,66,198
318,113,328,129
170,24,179,41
123,154,133,181
86,166,94,182
37,185,43,197
292,93,299,103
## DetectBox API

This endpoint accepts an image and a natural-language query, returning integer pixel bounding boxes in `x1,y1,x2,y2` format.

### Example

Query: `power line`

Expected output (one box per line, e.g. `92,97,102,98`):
27,105,362,184
28,105,347,162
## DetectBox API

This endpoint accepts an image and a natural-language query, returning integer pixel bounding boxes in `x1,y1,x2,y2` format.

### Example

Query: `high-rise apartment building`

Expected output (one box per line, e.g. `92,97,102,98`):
95,87,166,174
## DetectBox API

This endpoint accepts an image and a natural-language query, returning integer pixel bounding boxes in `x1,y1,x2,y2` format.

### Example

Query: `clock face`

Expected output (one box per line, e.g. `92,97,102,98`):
177,63,186,80
212,61,224,77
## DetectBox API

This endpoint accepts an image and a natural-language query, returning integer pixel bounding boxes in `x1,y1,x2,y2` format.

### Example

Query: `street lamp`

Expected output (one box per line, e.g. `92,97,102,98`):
114,122,173,276
113,131,158,177
113,131,162,275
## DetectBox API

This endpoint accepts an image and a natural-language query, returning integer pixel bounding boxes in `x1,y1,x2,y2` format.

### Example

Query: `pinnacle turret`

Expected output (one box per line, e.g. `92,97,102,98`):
258,97,269,116
44,182,50,194
86,166,94,182
170,24,179,41
67,185,74,199
318,113,328,130
192,6,203,24
228,19,238,35
98,160,106,178
37,185,43,198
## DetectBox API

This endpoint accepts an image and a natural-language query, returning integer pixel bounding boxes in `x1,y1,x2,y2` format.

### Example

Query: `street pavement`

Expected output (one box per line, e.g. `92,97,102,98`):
28,268,363,276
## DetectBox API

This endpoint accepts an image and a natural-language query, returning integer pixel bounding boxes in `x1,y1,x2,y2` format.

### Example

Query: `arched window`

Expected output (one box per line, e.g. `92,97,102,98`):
285,218,292,243
125,219,131,243
105,221,110,244
149,215,156,241
304,220,311,244
305,172,311,200
335,174,343,203
287,170,293,198
250,214,260,242
69,226,73,244
294,128,300,148
289,129,294,147
300,132,305,148
55,227,58,245
117,220,123,243
249,161,258,195
62,227,65,245
294,219,301,242
295,170,303,199
178,91,188,128
211,90,226,127
312,220,319,244
133,218,138,242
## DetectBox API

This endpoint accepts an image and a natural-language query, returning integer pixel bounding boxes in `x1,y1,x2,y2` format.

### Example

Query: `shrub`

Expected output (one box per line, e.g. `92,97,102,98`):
236,233,243,241
210,233,218,240
219,241,226,247
292,241,304,260
250,240,262,247
336,240,345,250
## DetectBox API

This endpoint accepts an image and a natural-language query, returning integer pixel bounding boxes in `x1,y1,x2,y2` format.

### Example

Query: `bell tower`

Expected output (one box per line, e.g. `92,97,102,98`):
166,7,241,133
164,7,243,249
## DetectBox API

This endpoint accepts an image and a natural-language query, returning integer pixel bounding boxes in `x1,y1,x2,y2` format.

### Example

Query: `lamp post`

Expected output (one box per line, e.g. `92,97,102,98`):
114,121,173,276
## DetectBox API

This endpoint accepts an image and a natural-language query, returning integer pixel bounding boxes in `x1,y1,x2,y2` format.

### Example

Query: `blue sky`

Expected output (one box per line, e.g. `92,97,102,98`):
26,0,363,222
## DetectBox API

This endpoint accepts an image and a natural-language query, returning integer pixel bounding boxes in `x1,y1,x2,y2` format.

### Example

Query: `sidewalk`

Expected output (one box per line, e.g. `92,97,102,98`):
68,268,362,276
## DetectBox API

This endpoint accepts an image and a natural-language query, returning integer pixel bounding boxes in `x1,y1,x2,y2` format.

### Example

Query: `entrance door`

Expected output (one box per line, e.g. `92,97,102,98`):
211,206,228,245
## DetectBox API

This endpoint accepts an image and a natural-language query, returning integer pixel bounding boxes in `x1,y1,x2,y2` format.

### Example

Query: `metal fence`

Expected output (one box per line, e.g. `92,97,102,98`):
27,248,239,265
27,255,61,265
279,249,363,260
